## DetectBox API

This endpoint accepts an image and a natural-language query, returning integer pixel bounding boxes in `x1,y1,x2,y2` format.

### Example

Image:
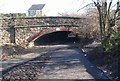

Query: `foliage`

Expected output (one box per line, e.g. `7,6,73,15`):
60,8,100,39
92,0,120,52
105,28,120,52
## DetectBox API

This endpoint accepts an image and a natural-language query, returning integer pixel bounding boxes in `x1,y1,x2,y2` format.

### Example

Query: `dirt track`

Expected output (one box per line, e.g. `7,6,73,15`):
2,46,110,80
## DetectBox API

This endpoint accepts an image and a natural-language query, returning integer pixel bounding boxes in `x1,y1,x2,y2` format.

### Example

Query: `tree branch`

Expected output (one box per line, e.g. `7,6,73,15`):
77,3,94,12
108,0,112,13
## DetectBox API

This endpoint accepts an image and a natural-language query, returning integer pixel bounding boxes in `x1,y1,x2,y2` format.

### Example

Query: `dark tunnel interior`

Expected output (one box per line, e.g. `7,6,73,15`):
34,31,79,45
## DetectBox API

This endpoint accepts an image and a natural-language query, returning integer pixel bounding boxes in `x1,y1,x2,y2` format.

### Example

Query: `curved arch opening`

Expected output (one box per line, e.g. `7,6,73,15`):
34,31,78,45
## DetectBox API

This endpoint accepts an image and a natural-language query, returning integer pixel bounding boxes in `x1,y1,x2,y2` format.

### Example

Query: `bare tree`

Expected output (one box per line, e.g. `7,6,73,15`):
92,0,120,50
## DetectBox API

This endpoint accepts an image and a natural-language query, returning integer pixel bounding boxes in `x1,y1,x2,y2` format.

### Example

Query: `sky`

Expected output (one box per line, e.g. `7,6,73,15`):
0,0,93,16
0,0,118,16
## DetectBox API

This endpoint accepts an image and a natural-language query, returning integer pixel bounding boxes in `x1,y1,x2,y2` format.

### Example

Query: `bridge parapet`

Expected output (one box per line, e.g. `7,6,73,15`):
1,16,83,28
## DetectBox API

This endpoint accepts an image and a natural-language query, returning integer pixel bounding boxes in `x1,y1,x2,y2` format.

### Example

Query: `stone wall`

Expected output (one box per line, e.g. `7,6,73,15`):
0,27,79,47
1,17,83,27
0,28,10,44
15,27,60,47
0,17,82,47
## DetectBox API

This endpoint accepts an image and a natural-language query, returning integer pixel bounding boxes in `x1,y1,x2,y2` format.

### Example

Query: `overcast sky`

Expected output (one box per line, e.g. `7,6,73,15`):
0,0,118,16
0,0,93,16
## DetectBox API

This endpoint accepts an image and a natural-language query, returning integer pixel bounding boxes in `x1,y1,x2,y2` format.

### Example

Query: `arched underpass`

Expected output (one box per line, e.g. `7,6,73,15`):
34,31,79,45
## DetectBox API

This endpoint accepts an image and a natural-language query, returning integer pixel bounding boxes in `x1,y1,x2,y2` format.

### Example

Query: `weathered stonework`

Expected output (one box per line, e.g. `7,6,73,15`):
0,27,79,47
0,17,82,47
0,29,10,45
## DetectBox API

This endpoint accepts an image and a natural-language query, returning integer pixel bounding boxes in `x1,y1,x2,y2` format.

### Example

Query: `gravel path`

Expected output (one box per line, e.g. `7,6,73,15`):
2,46,110,80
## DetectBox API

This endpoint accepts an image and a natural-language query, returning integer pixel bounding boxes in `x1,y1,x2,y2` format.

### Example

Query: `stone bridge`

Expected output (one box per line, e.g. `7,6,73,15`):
0,16,84,47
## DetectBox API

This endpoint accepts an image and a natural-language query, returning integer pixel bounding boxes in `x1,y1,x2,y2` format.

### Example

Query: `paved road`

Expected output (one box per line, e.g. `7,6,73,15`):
2,46,110,80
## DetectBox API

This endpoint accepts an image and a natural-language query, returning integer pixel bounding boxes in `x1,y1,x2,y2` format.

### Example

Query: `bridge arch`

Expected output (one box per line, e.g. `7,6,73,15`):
34,31,72,45
1,16,83,47
27,26,78,47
